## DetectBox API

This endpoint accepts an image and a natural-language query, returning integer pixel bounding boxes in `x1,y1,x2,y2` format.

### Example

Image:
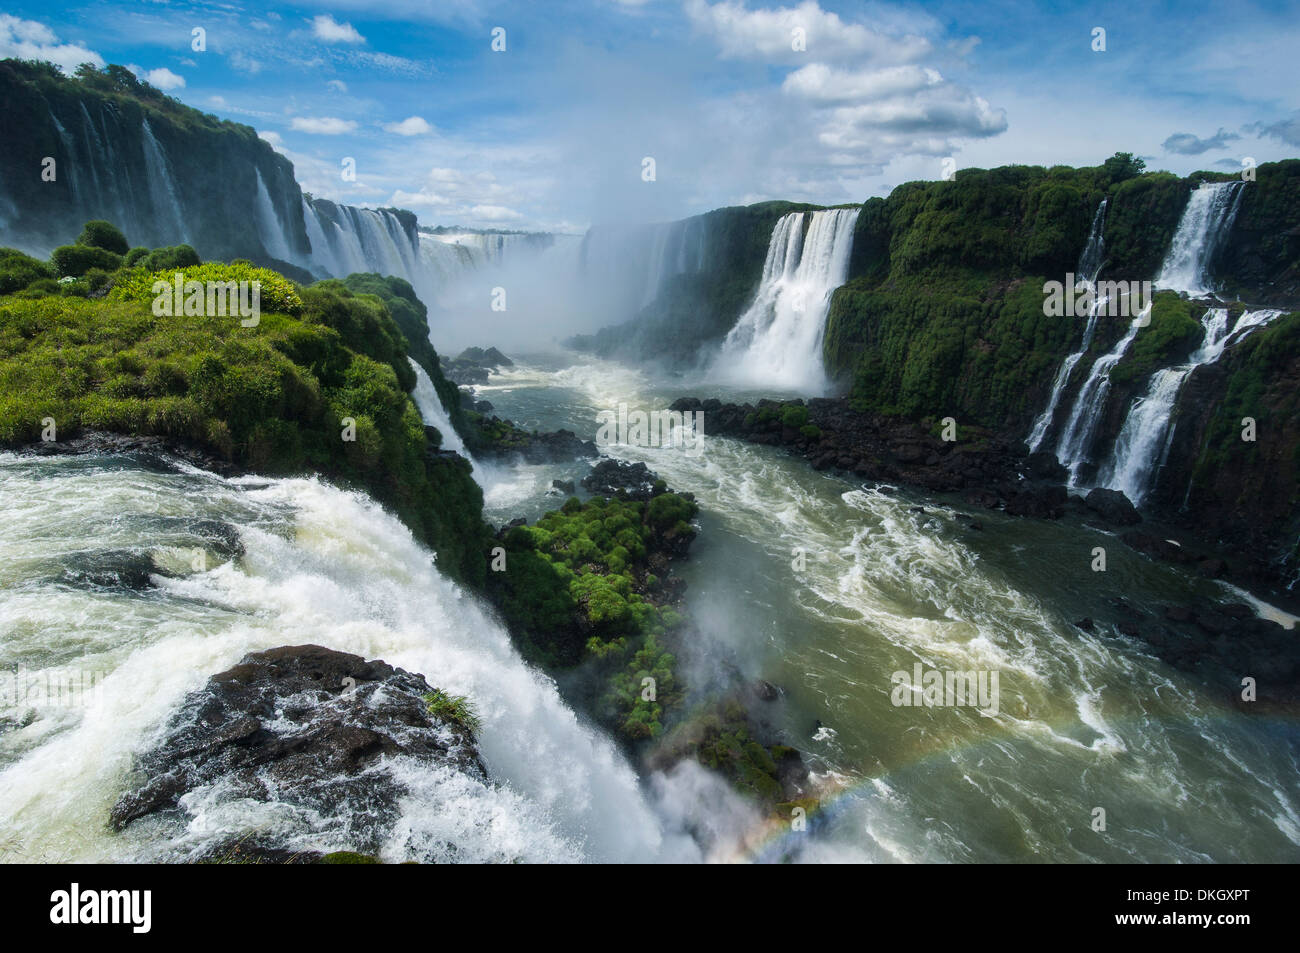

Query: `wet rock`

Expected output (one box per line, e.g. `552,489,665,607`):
1164,605,1195,624
1083,488,1142,526
753,679,780,702
1073,618,1095,631
1023,451,1068,482
551,479,576,495
110,645,486,855
581,458,663,500
455,346,513,369
60,550,158,590
1005,484,1067,519
1196,558,1228,578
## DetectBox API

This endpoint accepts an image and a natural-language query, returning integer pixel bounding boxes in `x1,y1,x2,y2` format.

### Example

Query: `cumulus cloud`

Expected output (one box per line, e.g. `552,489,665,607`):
290,116,358,134
383,116,434,136
685,0,932,64
1162,128,1240,155
1244,112,1300,147
470,204,523,221
128,65,185,90
0,13,103,74
782,63,943,103
311,14,365,44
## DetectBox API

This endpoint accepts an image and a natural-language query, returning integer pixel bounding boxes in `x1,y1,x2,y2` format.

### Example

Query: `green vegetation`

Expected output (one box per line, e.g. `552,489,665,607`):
0,221,490,586
819,155,1282,430
487,491,697,740
0,248,54,294
1109,292,1202,386
423,690,481,734
77,220,129,255
1191,311,1300,502
113,261,305,316
657,699,802,803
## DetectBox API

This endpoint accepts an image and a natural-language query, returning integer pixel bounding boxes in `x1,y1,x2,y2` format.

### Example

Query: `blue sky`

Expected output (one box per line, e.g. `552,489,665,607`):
4,0,1299,232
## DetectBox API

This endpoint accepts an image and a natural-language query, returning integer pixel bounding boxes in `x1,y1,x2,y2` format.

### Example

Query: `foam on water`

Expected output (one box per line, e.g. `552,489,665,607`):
0,454,672,863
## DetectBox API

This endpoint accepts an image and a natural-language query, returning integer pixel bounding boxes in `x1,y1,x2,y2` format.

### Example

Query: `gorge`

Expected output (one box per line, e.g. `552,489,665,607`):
1,57,1298,866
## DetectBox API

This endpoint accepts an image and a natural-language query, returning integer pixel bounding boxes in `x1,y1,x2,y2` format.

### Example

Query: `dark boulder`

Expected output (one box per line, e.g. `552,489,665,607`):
582,458,663,500
110,645,486,856
1083,488,1142,526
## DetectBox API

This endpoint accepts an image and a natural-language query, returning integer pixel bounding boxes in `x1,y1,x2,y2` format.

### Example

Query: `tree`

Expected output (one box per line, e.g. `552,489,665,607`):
1103,152,1146,183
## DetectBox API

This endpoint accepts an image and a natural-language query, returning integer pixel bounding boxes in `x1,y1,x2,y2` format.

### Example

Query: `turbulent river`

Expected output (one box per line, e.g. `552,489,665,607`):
2,352,1298,863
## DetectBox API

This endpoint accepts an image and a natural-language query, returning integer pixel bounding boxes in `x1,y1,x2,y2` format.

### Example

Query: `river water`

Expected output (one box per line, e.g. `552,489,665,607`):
1,351,1296,863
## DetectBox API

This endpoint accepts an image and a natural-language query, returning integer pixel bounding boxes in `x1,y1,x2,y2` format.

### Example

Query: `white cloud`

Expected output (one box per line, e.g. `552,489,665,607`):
782,64,942,103
685,0,931,64
327,79,348,93
389,189,452,209
0,13,103,74
133,66,185,90
311,14,365,44
290,116,359,134
383,116,433,136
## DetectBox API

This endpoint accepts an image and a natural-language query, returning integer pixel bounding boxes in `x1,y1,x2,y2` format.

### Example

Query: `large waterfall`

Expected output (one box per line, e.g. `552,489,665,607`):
1156,181,1245,295
1100,308,1284,504
0,451,678,862
1026,199,1108,452
712,208,860,393
579,217,710,314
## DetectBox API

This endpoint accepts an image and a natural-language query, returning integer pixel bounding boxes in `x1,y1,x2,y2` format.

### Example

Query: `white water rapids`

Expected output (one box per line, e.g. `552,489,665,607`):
0,453,710,863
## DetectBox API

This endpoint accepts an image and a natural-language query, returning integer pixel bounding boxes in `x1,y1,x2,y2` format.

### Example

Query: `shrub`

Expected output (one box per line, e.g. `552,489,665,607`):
76,220,129,255
111,261,303,316
0,248,55,294
780,404,809,428
139,244,201,271
51,244,123,278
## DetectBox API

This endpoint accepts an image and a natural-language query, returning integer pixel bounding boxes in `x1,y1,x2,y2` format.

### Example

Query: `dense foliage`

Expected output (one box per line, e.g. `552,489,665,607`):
822,157,1300,432
488,492,697,740
0,223,490,585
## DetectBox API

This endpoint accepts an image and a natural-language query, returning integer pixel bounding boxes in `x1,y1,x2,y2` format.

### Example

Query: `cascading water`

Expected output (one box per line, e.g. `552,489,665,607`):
713,208,860,394
140,118,186,245
1100,308,1284,504
1156,181,1245,295
1026,200,1108,452
408,359,478,482
251,169,292,263
1054,307,1148,485
579,217,710,313
0,452,678,863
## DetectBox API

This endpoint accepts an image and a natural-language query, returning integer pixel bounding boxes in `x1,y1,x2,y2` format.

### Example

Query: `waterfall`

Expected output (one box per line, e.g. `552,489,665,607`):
250,169,292,262
140,118,186,245
1026,199,1108,452
409,358,476,465
48,110,82,207
1156,181,1245,295
1054,307,1148,485
0,452,671,862
579,217,711,315
713,208,860,393
1100,308,1284,504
